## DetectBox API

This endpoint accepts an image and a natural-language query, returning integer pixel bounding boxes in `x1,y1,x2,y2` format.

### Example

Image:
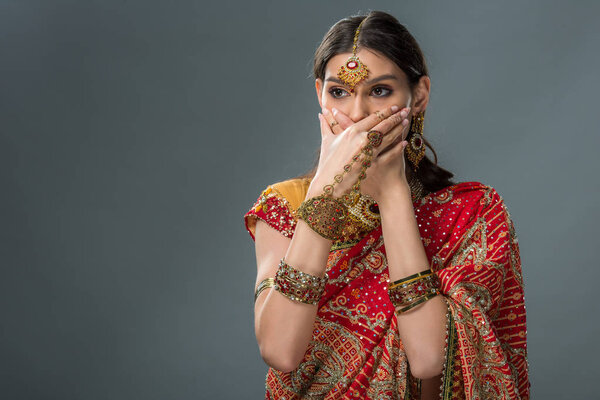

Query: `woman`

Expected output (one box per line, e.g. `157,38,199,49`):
244,11,529,399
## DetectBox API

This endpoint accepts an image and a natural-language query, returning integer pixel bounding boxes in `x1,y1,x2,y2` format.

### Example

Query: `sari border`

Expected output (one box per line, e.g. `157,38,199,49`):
440,297,458,400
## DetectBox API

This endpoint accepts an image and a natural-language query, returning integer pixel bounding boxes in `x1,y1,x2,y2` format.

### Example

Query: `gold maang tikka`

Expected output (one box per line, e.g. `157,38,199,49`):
337,18,369,93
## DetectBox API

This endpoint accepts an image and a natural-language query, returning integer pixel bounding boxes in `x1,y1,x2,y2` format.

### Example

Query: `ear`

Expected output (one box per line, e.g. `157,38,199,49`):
410,75,431,114
315,78,324,109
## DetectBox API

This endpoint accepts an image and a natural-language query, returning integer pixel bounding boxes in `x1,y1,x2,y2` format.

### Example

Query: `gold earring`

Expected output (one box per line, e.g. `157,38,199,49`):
405,111,426,171
337,18,369,93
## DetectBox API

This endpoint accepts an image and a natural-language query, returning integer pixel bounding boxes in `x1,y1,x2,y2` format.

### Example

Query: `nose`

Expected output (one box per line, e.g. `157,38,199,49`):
348,95,370,123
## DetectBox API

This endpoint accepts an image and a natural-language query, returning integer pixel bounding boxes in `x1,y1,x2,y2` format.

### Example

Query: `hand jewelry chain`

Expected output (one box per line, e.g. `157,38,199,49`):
297,130,384,241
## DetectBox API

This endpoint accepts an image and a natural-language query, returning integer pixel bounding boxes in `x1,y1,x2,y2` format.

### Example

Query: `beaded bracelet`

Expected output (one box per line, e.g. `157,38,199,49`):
388,268,441,312
273,258,328,305
254,277,275,304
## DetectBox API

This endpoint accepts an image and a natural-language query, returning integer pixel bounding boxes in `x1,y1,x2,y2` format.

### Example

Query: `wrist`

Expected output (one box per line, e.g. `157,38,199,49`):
305,176,327,199
376,181,412,210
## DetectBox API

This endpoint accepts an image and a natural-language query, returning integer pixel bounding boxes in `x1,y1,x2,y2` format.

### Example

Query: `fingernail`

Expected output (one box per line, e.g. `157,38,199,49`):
322,108,329,115
332,108,338,115
391,105,399,112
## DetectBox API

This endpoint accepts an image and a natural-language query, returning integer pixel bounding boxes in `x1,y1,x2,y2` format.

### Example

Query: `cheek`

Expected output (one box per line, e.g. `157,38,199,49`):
321,96,342,110
391,91,410,106
321,92,333,107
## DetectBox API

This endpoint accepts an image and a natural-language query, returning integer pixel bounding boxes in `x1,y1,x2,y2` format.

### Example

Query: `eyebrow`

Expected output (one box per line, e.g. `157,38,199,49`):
325,73,399,86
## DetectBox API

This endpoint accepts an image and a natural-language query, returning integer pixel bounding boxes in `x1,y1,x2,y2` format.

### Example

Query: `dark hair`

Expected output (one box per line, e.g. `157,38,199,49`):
293,10,457,195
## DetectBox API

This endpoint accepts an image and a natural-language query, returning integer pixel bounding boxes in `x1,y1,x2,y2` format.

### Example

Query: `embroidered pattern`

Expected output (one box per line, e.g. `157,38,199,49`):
244,179,530,399
244,185,298,240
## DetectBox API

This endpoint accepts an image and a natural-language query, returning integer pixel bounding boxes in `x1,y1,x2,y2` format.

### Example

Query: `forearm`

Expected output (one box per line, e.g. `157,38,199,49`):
378,184,448,379
256,188,332,372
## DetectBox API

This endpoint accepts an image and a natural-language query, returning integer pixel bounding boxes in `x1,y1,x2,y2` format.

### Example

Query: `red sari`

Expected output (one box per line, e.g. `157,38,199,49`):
244,178,530,399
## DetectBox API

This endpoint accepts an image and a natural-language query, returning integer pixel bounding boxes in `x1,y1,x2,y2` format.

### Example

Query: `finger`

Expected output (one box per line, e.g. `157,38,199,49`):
377,132,403,158
331,107,354,131
350,105,408,137
320,107,343,135
378,139,408,161
373,116,410,155
317,112,332,139
369,107,411,140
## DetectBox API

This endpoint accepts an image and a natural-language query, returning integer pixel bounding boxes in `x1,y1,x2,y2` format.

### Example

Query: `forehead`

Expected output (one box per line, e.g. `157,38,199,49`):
324,48,407,82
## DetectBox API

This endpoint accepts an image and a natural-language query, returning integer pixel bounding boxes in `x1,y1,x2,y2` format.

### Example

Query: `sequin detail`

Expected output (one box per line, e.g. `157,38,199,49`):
244,179,530,399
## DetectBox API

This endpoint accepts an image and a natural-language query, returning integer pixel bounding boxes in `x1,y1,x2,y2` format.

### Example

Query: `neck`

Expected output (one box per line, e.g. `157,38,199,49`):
405,165,414,183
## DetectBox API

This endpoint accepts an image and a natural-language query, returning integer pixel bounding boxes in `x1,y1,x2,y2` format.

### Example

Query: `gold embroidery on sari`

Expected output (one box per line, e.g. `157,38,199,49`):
253,182,530,399
266,317,365,399
364,335,399,399
248,185,298,238
439,297,462,399
440,189,525,399
326,235,383,285
431,190,454,205
325,295,389,332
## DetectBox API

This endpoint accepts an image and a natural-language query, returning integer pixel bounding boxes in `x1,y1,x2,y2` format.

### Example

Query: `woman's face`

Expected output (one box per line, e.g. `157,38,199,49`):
315,49,429,123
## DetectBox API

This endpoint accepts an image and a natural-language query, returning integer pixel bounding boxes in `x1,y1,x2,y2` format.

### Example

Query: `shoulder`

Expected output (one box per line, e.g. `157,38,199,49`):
452,181,515,224
443,180,503,203
432,180,509,217
243,177,312,241
269,177,313,212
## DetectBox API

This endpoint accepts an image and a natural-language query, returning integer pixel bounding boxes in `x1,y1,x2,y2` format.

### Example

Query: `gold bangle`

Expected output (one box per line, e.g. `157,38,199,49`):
254,277,275,304
389,268,434,289
395,291,439,314
388,271,440,309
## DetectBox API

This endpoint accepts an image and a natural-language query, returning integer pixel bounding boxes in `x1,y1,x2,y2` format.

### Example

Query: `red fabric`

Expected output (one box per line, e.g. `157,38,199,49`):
244,180,530,399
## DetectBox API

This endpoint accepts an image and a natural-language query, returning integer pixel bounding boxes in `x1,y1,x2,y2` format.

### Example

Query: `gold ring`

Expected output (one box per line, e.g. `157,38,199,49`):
330,120,339,128
375,110,385,121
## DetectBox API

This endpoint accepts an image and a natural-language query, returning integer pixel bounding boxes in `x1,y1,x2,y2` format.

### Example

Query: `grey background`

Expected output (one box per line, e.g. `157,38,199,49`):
1,0,599,399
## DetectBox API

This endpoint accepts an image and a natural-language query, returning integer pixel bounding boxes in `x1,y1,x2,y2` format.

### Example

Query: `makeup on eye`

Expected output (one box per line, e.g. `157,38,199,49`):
327,85,393,99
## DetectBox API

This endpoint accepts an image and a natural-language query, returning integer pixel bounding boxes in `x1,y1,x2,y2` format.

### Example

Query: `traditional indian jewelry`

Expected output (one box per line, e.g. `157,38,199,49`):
405,111,426,172
254,277,275,304
337,129,384,206
408,173,426,203
337,136,377,208
374,110,385,121
367,129,384,147
330,120,339,128
273,258,328,305
297,194,349,240
297,128,384,240
337,18,369,93
299,132,378,229
388,268,441,313
396,292,440,314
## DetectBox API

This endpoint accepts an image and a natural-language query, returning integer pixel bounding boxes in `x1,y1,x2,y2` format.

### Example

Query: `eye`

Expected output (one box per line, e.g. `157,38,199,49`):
328,87,349,99
371,86,392,97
